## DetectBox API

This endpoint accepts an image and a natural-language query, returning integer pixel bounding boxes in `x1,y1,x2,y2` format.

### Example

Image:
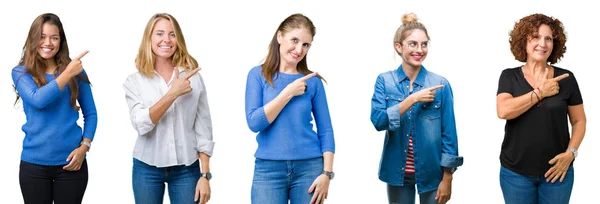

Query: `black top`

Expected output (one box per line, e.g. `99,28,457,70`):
496,66,583,176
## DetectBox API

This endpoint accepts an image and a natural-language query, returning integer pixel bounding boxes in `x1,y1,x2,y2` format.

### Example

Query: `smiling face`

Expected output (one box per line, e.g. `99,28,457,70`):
38,22,60,60
150,18,177,60
526,24,554,63
277,27,313,68
395,29,429,68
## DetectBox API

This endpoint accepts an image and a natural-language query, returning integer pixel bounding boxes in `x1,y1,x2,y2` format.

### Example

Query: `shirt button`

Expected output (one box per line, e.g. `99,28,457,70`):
404,150,407,153
402,167,405,170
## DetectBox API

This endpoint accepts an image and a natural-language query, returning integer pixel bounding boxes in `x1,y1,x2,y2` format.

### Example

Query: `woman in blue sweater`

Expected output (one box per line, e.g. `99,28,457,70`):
245,13,335,204
11,13,97,204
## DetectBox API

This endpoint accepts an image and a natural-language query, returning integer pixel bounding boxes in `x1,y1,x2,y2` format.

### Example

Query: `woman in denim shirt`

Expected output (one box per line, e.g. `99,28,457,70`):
370,13,463,204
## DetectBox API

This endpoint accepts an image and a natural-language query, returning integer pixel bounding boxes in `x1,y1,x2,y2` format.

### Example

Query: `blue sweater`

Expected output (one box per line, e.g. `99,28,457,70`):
245,66,334,160
12,66,98,166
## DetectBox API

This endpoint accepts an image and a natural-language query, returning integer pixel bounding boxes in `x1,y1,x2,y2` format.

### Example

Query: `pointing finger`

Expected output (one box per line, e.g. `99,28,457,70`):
74,50,89,60
428,85,444,91
553,73,569,81
185,68,200,80
298,72,318,81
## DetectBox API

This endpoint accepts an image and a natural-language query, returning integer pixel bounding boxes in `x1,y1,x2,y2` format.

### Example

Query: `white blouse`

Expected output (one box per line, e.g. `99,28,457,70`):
123,67,214,167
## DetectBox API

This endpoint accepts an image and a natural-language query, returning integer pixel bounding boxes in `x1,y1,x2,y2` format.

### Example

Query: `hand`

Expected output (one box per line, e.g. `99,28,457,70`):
284,72,318,97
194,177,211,204
544,151,574,183
409,85,444,103
435,178,452,204
536,68,569,98
168,68,200,97
308,174,330,204
63,146,87,171
65,50,89,77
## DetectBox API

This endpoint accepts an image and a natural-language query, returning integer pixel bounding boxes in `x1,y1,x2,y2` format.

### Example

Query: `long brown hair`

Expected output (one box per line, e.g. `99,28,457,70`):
135,13,198,77
15,13,90,110
262,13,324,86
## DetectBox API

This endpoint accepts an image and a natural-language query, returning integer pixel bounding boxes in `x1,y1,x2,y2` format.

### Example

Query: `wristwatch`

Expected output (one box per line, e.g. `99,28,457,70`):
201,172,212,181
567,148,578,158
80,141,91,151
321,170,334,180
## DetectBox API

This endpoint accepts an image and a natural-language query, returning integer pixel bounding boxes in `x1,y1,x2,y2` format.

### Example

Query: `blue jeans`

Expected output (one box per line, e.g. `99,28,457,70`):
387,173,437,204
251,157,324,204
132,158,200,204
500,165,574,204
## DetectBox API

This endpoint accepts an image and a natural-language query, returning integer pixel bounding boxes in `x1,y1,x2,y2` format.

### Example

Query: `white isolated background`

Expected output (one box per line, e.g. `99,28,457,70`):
0,0,597,203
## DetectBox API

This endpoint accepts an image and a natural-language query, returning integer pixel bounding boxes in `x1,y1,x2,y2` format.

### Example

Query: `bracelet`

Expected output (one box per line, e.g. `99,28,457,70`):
531,90,540,102
535,87,543,107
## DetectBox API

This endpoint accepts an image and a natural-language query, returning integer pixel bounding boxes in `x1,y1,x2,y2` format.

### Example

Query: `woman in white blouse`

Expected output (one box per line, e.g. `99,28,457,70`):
123,13,214,204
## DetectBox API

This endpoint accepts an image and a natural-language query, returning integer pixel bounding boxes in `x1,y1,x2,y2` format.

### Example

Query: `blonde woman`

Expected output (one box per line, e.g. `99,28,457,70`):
370,13,463,204
123,13,214,204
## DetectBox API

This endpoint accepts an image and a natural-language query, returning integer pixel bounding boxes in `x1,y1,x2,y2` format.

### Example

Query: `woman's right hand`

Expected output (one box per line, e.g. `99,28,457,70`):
409,85,444,103
64,50,89,77
284,72,317,97
168,68,200,97
536,68,569,98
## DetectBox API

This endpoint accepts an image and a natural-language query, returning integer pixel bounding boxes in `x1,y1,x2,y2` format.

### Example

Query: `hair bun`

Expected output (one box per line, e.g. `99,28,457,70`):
402,13,418,25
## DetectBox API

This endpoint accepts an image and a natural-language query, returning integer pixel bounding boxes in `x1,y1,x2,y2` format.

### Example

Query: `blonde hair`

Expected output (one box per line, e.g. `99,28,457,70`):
135,13,198,77
393,13,430,55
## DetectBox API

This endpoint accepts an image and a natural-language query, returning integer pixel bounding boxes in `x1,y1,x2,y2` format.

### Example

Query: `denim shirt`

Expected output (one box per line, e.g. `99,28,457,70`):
370,65,463,194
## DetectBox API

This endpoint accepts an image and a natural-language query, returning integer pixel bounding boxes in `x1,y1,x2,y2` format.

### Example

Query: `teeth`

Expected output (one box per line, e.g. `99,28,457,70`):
159,46,171,49
41,48,52,51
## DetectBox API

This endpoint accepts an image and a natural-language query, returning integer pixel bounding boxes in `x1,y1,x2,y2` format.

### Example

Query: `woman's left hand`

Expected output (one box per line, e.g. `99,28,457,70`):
195,177,211,204
63,146,87,171
435,178,452,204
545,152,574,183
308,174,330,204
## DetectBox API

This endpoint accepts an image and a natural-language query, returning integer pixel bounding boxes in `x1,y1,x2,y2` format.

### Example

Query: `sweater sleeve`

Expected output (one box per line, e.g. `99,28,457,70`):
245,67,270,133
12,66,62,109
312,79,335,153
77,69,98,140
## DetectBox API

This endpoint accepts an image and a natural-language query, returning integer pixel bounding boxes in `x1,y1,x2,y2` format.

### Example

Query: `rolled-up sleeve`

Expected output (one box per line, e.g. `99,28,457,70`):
439,80,463,170
370,75,402,131
123,76,155,136
193,73,215,156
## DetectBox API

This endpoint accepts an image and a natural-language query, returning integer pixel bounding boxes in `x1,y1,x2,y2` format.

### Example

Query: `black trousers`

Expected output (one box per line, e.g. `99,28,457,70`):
19,160,89,204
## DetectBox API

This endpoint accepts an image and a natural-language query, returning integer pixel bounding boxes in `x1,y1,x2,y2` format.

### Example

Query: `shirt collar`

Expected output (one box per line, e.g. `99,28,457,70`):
152,66,185,85
395,64,428,87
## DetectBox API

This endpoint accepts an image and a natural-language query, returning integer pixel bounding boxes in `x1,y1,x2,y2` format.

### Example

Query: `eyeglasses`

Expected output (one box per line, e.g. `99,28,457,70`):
404,40,429,51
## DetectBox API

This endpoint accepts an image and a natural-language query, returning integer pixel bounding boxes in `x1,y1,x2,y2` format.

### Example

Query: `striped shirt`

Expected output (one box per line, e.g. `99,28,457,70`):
405,134,415,174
